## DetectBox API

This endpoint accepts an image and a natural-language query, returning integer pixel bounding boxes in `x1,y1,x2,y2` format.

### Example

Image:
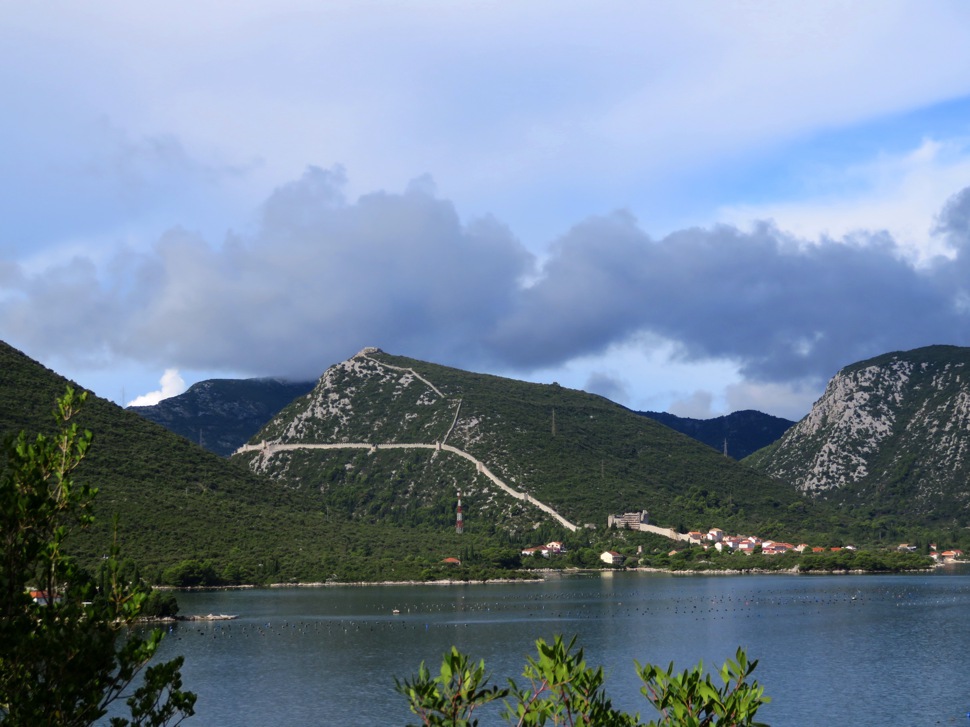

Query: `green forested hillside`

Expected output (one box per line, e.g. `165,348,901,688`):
0,342,518,583
239,349,847,544
10,341,917,585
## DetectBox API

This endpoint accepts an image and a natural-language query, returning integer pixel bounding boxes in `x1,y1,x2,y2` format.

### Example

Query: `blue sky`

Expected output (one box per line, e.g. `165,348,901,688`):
4,2,970,419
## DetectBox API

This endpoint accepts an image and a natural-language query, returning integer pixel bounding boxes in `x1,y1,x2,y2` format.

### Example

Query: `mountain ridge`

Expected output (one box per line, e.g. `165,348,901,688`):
7,338,965,580
235,347,834,540
0,340,474,583
637,409,794,460
745,344,970,529
129,377,315,456
127,358,795,464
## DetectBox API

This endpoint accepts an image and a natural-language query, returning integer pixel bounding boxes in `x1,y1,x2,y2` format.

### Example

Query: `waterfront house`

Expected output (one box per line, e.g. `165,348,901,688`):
600,551,625,566
762,542,794,555
28,589,60,605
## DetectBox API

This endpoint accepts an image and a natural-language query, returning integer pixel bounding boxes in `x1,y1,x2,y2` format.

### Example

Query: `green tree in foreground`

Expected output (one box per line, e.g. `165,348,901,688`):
0,388,195,726
396,636,769,726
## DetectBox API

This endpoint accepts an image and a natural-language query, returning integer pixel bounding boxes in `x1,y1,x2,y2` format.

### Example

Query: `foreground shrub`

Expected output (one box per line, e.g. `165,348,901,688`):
396,635,769,726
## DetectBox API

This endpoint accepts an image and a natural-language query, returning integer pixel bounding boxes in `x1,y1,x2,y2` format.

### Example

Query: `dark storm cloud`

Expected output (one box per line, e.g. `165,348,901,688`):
1,256,124,368
932,186,970,295
115,166,533,378
486,210,967,382
4,167,970,386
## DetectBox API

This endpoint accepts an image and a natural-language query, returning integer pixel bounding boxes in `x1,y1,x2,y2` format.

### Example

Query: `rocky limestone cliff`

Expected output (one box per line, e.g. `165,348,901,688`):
746,345,970,524
255,348,455,446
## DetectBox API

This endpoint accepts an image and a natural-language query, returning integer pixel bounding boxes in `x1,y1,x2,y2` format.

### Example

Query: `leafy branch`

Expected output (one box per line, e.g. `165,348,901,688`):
397,636,770,726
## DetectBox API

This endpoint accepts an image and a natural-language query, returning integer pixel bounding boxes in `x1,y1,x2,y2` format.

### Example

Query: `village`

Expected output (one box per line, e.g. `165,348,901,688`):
517,510,964,567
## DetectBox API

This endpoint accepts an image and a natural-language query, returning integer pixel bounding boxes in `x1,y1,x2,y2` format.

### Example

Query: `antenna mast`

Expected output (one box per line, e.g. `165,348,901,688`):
456,490,464,534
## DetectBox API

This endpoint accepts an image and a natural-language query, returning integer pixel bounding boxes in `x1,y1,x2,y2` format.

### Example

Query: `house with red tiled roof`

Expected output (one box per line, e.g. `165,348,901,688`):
521,541,568,558
762,542,793,555
28,590,59,605
441,557,461,565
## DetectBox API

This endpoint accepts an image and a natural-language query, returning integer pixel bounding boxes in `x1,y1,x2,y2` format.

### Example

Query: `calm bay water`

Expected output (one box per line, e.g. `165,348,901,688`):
147,569,970,726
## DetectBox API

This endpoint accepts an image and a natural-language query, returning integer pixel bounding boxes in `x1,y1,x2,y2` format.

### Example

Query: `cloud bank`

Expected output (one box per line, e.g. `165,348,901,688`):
3,166,970,412
127,368,186,407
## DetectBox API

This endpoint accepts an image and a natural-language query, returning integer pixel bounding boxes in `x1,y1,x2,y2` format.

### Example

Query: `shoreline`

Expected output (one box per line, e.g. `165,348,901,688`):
164,576,544,592
143,613,239,623
159,562,945,592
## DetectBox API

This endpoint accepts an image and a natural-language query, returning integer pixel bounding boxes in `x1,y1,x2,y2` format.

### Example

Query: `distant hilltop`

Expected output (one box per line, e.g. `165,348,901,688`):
745,344,970,528
228,347,822,538
129,348,794,461
637,409,794,460
128,378,315,456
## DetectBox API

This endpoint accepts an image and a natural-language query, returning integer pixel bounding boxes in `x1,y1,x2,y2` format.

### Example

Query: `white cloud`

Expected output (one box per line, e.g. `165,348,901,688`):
720,138,970,265
9,3,970,255
127,368,186,407
8,3,970,422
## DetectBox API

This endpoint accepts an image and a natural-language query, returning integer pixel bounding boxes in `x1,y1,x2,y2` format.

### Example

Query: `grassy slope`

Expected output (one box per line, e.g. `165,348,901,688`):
0,342,496,583
380,353,844,541
242,351,847,544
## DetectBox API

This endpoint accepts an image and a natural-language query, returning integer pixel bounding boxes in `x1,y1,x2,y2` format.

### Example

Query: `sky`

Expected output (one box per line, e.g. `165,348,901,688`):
5,2,970,420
